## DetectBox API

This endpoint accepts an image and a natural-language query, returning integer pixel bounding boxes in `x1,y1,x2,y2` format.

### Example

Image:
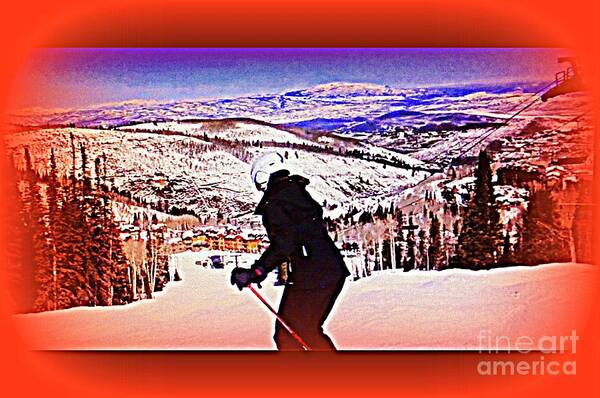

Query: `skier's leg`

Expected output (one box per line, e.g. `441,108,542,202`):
274,284,305,350
315,278,346,350
274,283,332,350
274,279,346,351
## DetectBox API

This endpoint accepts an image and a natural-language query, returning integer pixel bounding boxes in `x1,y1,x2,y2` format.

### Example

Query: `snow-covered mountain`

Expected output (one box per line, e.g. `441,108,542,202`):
283,81,408,97
6,81,555,131
8,81,591,159
3,121,429,222
4,81,593,224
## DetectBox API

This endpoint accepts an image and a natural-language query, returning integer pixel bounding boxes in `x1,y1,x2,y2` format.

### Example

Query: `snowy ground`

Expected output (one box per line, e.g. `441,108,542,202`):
13,251,596,350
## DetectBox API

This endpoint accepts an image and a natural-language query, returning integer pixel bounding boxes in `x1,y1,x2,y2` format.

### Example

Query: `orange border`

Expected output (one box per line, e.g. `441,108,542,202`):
0,1,598,397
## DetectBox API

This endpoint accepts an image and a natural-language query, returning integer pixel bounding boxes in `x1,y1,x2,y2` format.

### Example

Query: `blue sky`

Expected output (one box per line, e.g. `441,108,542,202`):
10,48,568,109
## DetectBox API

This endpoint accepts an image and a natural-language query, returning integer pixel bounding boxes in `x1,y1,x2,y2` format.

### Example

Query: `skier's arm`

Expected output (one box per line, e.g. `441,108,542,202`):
231,201,298,290
255,201,299,274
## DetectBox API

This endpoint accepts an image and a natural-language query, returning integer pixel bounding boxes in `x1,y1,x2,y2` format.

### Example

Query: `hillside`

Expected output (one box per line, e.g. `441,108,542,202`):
3,122,429,222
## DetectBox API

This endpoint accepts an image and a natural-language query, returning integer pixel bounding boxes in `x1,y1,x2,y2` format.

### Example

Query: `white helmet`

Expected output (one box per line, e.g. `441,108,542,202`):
250,151,287,191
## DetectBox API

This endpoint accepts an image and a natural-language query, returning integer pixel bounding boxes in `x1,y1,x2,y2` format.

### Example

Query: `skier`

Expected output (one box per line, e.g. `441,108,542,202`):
230,152,350,350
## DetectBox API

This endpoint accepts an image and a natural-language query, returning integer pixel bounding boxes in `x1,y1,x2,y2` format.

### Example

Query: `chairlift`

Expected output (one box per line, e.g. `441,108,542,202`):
541,57,585,102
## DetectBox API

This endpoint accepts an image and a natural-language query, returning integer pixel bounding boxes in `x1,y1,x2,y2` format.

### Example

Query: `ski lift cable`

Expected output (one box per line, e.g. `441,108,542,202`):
421,83,554,164
345,83,560,229
439,83,554,164
542,109,590,133
434,83,557,166
424,80,557,166
497,109,591,158
450,96,543,162
336,108,591,234
335,81,581,234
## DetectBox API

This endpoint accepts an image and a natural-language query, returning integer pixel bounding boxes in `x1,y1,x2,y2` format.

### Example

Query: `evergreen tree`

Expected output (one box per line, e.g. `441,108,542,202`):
417,229,427,270
5,151,34,312
79,143,97,305
95,155,133,304
498,231,517,267
516,189,571,266
21,148,54,312
358,210,373,225
10,139,165,312
403,216,416,271
381,239,392,270
394,239,403,270
88,157,112,305
374,204,385,220
454,150,502,269
153,227,171,292
428,214,444,270
33,150,61,311
393,211,404,269
572,182,592,264
54,172,89,308
20,148,41,310
50,138,92,308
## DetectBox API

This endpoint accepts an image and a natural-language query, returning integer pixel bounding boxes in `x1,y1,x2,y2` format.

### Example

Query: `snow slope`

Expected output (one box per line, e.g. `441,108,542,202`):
13,251,596,350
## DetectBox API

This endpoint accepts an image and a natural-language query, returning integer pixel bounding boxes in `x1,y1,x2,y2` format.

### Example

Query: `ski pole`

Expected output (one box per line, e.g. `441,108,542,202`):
246,284,312,351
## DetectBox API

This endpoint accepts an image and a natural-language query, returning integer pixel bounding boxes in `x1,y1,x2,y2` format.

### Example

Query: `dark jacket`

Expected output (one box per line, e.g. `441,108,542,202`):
255,170,350,289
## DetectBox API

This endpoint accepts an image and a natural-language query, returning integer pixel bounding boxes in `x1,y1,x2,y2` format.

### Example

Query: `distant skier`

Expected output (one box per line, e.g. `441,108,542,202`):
230,152,350,350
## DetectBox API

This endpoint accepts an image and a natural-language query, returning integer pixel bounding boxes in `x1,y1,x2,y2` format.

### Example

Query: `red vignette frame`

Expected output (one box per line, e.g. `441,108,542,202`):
0,1,597,397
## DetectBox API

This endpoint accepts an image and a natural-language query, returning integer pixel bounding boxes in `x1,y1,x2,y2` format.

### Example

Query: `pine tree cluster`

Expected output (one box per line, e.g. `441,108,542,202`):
334,149,586,276
8,136,172,313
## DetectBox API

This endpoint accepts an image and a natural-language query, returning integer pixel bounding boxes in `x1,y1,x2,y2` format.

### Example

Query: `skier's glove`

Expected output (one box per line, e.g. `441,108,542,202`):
230,263,268,291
